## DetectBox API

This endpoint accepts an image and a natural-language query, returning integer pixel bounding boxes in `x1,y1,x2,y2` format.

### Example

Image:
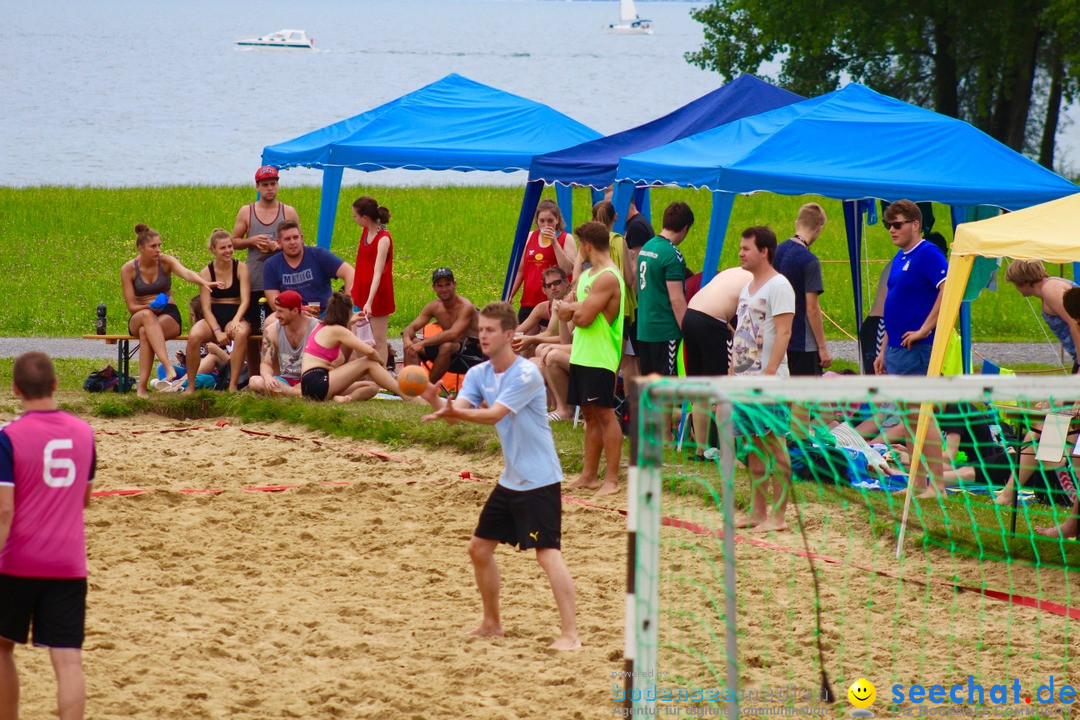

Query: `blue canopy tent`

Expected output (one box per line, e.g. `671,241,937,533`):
261,73,601,250
503,75,803,299
613,83,1079,370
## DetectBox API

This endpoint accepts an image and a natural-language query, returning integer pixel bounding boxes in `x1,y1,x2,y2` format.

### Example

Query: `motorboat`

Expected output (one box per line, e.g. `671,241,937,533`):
606,0,652,35
236,29,314,49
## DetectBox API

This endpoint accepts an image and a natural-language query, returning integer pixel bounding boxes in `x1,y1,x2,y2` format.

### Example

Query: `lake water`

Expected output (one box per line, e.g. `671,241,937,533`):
2,0,734,187
4,0,1076,188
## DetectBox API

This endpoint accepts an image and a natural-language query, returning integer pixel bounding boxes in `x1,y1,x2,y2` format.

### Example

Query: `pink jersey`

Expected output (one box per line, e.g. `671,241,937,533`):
0,410,96,578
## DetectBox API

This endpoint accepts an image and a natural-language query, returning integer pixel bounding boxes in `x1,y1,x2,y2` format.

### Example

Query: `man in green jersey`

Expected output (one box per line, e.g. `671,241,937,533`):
635,202,694,376
558,222,625,496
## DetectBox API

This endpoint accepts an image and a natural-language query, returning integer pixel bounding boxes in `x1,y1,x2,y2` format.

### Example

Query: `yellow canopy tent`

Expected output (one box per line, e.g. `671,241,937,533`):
897,191,1080,555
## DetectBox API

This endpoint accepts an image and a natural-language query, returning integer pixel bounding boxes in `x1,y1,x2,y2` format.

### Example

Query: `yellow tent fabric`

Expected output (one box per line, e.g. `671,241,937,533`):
951,192,1080,263
929,191,1080,376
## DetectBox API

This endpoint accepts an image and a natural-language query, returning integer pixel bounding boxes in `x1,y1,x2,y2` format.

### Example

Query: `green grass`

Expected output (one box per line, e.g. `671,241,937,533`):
0,185,1072,340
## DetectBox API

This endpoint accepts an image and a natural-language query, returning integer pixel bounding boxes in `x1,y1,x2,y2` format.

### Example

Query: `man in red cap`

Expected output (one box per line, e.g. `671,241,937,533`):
247,290,317,397
232,165,300,379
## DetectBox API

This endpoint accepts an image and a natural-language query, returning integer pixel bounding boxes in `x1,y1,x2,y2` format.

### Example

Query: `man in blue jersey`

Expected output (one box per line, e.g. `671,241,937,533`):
422,302,580,650
872,199,946,496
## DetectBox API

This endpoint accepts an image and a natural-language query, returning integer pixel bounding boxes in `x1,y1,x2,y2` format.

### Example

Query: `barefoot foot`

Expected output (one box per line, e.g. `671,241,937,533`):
571,476,601,490
468,624,505,638
595,479,619,497
751,519,788,533
735,515,765,529
549,634,582,650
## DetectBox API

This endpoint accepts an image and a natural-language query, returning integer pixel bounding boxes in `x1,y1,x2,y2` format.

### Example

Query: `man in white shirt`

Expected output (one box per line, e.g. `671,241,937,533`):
730,226,795,533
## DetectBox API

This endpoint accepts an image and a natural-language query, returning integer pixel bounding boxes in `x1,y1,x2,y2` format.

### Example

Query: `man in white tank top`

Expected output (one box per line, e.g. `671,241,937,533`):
232,165,300,380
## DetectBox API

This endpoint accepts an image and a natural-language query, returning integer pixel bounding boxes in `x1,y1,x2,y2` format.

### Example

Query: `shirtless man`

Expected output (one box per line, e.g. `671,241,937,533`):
401,268,480,384
232,165,300,376
682,265,753,460
247,290,317,396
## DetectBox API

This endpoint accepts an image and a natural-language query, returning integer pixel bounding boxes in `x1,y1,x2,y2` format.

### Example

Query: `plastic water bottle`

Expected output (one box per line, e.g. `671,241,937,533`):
258,297,268,332
95,303,107,335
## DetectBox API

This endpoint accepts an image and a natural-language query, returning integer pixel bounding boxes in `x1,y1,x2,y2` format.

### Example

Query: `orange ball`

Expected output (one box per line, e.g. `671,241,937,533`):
398,365,430,397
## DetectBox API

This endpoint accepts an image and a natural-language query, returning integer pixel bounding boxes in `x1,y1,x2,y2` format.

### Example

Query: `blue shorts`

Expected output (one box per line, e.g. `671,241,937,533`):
884,343,932,376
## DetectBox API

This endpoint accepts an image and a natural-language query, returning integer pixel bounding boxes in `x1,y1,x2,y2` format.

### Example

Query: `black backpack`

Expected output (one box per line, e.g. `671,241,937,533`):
83,365,134,393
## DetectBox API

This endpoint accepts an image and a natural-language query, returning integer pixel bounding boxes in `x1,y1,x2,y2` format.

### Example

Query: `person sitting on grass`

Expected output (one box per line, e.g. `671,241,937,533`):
184,229,251,393
248,290,317,397
514,266,571,359
121,222,222,397
300,291,403,403
400,268,480,386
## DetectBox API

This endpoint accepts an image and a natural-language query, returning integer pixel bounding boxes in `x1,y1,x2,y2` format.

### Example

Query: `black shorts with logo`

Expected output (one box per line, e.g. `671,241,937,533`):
637,339,679,376
567,363,617,408
301,367,330,401
0,575,87,648
475,483,562,550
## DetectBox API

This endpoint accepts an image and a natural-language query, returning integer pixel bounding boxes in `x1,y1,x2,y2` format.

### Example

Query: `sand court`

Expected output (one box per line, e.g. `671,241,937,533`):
6,413,1076,718
11,416,626,719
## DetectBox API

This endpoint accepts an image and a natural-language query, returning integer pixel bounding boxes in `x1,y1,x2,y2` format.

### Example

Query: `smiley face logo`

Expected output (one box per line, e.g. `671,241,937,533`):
847,678,876,717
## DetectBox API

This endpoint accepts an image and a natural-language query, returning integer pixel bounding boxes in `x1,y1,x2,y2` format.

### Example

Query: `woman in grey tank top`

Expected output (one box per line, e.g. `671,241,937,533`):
121,223,222,397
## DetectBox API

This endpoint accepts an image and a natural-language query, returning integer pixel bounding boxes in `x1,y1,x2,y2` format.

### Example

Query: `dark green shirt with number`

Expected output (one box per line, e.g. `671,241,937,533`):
635,235,686,342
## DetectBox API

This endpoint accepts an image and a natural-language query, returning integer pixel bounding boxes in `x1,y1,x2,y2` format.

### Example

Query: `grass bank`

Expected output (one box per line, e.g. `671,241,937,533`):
0,186,1069,340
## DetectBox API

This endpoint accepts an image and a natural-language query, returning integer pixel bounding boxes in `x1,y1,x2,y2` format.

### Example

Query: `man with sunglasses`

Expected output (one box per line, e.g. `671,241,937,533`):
514,267,571,358
401,268,480,384
873,199,948,496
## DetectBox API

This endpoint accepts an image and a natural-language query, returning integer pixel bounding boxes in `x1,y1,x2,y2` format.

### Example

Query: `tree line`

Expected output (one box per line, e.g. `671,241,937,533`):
685,0,1079,171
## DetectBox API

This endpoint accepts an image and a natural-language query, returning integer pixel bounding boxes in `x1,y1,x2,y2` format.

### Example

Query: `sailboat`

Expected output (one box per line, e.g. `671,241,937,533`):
606,0,653,35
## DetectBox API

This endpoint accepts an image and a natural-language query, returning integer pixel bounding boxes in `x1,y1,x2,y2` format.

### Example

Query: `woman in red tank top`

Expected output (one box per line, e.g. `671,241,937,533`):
351,196,394,366
508,199,577,325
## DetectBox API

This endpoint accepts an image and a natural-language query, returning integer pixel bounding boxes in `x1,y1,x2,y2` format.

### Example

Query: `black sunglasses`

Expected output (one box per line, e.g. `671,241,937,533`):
884,219,915,230
543,279,564,288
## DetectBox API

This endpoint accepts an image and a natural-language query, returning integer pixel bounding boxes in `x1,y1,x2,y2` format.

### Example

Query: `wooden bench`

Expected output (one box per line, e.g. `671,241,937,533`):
82,334,261,391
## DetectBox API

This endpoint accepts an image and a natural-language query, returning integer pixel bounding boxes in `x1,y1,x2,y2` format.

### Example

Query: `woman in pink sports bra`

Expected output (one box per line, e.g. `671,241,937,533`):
300,291,404,402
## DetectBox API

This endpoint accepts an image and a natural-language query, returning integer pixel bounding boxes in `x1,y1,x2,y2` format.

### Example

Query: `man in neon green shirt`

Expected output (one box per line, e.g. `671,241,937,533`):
557,222,625,496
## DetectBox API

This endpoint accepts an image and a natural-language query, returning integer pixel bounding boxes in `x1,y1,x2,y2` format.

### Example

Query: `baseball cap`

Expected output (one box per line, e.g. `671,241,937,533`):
432,267,454,283
255,165,279,182
276,290,303,311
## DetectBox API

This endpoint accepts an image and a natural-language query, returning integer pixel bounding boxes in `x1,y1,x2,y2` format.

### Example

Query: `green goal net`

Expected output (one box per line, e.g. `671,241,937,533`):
622,375,1078,719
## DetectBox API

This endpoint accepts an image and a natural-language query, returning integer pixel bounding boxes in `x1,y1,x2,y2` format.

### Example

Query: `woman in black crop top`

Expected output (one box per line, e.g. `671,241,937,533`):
184,229,252,392
121,223,222,397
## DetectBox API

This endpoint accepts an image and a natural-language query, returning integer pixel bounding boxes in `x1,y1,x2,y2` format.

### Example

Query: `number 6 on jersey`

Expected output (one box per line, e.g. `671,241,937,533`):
43,439,76,487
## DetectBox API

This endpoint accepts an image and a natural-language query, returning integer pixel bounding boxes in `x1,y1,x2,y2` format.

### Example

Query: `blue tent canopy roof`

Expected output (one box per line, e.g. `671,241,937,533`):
528,74,803,188
615,84,1077,211
262,73,601,173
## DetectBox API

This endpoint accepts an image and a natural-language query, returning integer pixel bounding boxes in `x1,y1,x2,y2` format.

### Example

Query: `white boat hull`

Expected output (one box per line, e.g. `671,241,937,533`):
236,29,313,49
606,20,653,35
